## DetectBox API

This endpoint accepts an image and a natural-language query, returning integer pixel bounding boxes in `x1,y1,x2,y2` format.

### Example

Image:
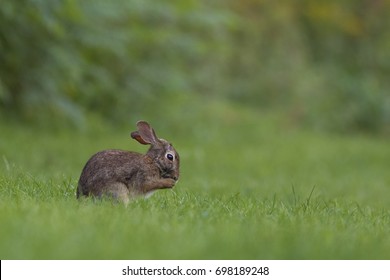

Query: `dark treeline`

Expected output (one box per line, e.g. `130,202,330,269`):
1,0,389,134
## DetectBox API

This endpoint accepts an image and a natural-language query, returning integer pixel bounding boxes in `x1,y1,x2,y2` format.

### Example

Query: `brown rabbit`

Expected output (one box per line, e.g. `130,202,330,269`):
77,121,180,204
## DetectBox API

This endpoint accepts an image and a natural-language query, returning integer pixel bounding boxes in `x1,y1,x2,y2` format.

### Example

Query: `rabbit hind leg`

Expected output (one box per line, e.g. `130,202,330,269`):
104,183,130,205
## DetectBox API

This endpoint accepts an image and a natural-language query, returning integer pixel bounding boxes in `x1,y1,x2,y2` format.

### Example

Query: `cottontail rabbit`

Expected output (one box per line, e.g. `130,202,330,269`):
77,121,180,204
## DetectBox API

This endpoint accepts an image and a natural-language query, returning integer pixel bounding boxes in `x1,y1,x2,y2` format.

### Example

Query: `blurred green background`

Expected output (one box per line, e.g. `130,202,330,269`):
1,0,389,134
1,0,390,260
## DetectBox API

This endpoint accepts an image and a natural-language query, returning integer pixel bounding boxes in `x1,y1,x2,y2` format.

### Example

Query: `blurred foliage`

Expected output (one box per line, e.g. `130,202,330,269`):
226,0,390,134
0,0,230,126
0,0,389,134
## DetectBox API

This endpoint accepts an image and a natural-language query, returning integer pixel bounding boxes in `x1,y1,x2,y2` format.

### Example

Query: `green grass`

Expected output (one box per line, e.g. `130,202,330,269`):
1,105,390,259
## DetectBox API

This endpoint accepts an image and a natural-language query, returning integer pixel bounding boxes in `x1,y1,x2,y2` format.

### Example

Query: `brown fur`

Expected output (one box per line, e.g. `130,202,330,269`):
77,121,180,203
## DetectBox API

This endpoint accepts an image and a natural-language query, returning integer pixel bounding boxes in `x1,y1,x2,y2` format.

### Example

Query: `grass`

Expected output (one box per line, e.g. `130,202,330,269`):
1,104,390,259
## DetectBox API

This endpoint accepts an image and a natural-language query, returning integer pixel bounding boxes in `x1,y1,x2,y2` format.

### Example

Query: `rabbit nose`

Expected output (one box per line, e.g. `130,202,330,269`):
173,176,178,181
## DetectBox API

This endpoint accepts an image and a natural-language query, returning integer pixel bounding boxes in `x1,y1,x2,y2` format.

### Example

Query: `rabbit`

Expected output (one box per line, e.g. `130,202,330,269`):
77,120,180,204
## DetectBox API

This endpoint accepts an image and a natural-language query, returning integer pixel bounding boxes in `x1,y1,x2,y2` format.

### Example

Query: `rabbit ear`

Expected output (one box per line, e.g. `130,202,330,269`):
130,121,158,145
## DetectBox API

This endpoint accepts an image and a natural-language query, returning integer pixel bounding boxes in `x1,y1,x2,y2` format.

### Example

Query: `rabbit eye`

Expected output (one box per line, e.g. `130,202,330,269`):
166,153,174,161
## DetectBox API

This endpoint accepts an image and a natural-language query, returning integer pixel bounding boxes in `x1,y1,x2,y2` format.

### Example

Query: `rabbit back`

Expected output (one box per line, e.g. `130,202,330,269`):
77,149,158,199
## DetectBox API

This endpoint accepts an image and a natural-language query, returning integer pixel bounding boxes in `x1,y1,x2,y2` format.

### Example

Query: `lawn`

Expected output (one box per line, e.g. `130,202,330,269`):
1,106,389,259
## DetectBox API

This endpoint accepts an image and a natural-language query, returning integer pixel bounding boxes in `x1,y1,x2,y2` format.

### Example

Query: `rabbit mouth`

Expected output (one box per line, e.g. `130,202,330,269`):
161,170,178,181
162,173,176,180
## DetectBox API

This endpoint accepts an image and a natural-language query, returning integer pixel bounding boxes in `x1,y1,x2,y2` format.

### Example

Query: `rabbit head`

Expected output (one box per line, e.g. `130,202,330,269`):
131,121,180,182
